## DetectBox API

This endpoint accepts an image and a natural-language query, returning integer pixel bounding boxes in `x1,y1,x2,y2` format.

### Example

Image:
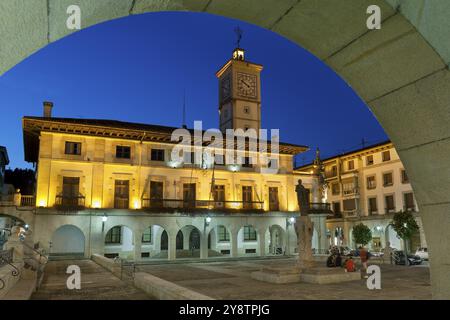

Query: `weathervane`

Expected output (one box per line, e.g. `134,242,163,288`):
234,26,243,48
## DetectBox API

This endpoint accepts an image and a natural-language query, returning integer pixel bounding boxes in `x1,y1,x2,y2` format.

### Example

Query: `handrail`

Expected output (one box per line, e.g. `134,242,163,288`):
0,248,20,276
141,198,264,210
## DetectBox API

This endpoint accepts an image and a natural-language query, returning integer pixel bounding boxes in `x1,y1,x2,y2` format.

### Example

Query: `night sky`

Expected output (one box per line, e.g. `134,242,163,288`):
0,12,387,169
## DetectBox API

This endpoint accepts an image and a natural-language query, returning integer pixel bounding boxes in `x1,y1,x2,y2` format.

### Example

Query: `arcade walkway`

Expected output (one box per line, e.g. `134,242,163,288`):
31,260,151,300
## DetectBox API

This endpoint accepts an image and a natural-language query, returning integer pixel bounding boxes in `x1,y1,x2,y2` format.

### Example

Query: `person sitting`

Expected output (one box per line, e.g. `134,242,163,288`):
345,256,356,272
335,253,342,267
326,254,335,267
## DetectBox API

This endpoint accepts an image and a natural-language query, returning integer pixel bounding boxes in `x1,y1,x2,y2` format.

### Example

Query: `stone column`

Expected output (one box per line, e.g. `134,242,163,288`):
133,231,142,262
230,229,239,258
168,232,176,261
200,231,208,260
13,190,21,206
310,214,329,254
258,229,266,257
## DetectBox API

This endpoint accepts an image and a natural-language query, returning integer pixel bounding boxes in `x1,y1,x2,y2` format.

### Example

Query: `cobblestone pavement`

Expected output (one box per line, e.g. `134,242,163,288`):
31,259,151,300
136,258,431,300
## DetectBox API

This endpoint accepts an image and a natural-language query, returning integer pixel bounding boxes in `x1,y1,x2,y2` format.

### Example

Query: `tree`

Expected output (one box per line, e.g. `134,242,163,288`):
352,223,372,247
391,211,419,265
391,210,419,241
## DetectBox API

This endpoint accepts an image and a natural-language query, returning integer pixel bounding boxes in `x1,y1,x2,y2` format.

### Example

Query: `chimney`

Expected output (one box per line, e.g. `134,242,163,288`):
43,101,53,118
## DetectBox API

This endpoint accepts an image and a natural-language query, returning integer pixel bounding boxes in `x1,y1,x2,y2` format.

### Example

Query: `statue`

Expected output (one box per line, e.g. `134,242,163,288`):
295,216,315,269
295,179,310,215
295,178,315,269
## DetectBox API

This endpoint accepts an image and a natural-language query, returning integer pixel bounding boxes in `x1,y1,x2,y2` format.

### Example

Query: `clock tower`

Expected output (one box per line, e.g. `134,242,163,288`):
216,48,263,133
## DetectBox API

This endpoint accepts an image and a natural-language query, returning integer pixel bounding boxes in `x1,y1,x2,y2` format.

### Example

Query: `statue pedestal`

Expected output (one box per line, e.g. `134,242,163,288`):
251,266,361,284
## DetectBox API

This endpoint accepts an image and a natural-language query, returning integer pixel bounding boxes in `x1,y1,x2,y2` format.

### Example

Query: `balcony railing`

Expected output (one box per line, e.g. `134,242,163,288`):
55,194,85,210
307,202,332,213
403,206,416,213
20,195,35,207
385,207,396,214
343,188,358,196
141,198,264,212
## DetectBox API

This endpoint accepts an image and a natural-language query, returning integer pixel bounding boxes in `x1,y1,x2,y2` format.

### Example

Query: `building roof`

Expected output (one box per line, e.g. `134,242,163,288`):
22,116,309,162
0,146,9,166
294,140,392,170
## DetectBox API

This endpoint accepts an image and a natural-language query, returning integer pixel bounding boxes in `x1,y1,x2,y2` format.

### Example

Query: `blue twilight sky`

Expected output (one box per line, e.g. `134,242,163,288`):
0,12,387,169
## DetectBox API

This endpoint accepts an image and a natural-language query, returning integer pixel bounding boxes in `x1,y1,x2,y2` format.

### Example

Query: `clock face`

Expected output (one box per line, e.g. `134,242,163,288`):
221,74,231,101
237,72,257,99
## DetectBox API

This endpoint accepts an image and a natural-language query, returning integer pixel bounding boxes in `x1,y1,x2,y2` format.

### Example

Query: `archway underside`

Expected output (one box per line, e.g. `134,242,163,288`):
1,0,449,298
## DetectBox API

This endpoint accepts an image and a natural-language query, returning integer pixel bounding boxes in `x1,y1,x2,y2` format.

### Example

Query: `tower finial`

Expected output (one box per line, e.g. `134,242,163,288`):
234,26,243,48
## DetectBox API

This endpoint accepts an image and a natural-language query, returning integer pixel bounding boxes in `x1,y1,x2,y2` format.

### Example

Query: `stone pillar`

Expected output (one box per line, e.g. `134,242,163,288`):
310,214,329,254
200,231,208,260
133,232,142,262
258,229,266,257
230,229,239,258
13,190,21,206
183,228,191,250
168,232,176,261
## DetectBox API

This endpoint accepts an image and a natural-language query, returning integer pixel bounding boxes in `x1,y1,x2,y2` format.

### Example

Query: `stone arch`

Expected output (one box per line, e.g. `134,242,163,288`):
104,224,134,259
1,1,449,298
50,224,85,257
138,224,167,259
265,224,286,255
208,224,231,255
176,225,202,258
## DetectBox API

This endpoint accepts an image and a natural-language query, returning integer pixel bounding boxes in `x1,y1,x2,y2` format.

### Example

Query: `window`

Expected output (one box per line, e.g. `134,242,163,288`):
342,179,356,195
269,187,279,211
385,195,395,213
382,150,391,162
116,146,131,159
183,183,196,207
343,199,356,212
331,183,340,195
213,185,225,208
347,160,354,171
114,180,129,209
61,177,80,207
242,156,253,168
142,227,152,243
183,151,195,164
332,202,341,214
218,226,230,242
105,226,121,244
242,186,253,209
366,155,374,166
368,197,378,215
366,175,376,189
243,226,257,241
383,172,393,187
404,192,415,211
243,106,250,114
401,169,409,184
151,149,165,161
65,142,81,155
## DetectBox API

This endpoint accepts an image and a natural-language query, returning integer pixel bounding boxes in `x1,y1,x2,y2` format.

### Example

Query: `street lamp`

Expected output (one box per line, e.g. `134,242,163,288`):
205,216,212,228
102,214,108,232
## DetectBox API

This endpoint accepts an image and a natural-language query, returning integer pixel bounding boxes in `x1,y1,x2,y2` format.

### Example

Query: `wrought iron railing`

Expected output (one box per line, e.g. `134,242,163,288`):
55,194,85,209
141,198,264,212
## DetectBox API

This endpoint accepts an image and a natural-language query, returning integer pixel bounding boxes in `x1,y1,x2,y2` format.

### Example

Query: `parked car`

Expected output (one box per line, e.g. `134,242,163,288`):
415,247,429,261
393,250,423,265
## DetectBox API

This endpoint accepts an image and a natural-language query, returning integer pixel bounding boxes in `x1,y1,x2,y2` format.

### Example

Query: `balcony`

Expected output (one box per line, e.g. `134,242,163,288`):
307,202,332,214
141,198,264,213
342,188,358,196
385,207,396,214
55,194,85,210
403,206,417,213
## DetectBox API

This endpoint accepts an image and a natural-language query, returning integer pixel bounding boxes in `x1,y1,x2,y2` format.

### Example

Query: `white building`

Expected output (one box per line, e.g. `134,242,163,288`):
296,141,427,252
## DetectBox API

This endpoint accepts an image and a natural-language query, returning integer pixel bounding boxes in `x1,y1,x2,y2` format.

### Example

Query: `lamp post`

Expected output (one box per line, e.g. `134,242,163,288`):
102,214,108,232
